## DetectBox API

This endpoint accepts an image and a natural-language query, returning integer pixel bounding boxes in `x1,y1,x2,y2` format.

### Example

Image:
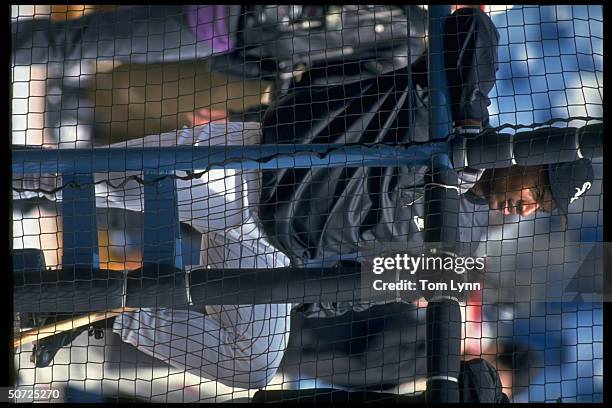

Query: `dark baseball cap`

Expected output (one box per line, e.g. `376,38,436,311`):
547,158,594,217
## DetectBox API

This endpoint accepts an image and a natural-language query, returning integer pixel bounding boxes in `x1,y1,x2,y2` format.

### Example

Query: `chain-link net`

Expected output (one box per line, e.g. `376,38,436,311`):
11,4,603,403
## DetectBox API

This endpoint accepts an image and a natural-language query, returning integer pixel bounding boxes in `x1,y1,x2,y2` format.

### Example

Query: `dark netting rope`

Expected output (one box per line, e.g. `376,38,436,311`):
11,116,602,195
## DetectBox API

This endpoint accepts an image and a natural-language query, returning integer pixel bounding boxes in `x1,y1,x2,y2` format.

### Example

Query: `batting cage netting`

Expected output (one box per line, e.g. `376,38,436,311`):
10,4,603,403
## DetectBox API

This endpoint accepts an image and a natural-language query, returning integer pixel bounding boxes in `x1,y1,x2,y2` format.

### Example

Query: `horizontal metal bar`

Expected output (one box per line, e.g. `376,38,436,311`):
460,123,603,169
13,264,366,312
12,143,449,175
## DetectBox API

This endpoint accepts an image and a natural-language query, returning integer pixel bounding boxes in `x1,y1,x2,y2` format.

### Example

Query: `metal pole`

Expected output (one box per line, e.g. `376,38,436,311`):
425,5,461,403
12,143,450,175
428,5,454,141
13,264,365,312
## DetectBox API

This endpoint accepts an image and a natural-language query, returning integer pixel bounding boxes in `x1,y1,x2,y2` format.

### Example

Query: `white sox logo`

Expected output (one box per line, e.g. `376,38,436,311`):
569,182,592,203
413,216,424,231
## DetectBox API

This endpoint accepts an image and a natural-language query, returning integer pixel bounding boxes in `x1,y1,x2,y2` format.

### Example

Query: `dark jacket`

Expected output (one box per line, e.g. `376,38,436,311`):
258,72,493,267
258,8,499,267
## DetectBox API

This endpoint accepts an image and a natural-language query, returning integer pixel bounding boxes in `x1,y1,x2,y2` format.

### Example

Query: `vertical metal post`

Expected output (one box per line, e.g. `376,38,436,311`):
428,5,454,141
142,172,183,271
424,4,459,246
62,173,99,267
425,5,462,403
425,3,458,246
426,298,462,402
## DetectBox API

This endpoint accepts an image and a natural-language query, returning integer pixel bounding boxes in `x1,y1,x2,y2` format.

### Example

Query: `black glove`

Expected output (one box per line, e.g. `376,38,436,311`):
459,358,510,403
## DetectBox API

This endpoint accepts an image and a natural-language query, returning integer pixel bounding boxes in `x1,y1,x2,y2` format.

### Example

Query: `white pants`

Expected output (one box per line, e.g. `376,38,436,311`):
14,122,293,390
113,225,292,390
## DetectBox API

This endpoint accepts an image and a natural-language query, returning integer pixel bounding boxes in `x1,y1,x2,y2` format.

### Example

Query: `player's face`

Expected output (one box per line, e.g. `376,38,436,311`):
487,165,548,217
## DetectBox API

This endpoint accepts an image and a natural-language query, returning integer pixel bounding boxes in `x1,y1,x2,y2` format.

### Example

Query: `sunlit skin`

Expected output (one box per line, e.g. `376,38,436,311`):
489,165,541,217
187,107,228,127
458,118,555,217
470,164,555,217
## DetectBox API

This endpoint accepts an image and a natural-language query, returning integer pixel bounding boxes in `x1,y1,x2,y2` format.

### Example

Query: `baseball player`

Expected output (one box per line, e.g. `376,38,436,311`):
12,7,598,393
13,115,597,392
